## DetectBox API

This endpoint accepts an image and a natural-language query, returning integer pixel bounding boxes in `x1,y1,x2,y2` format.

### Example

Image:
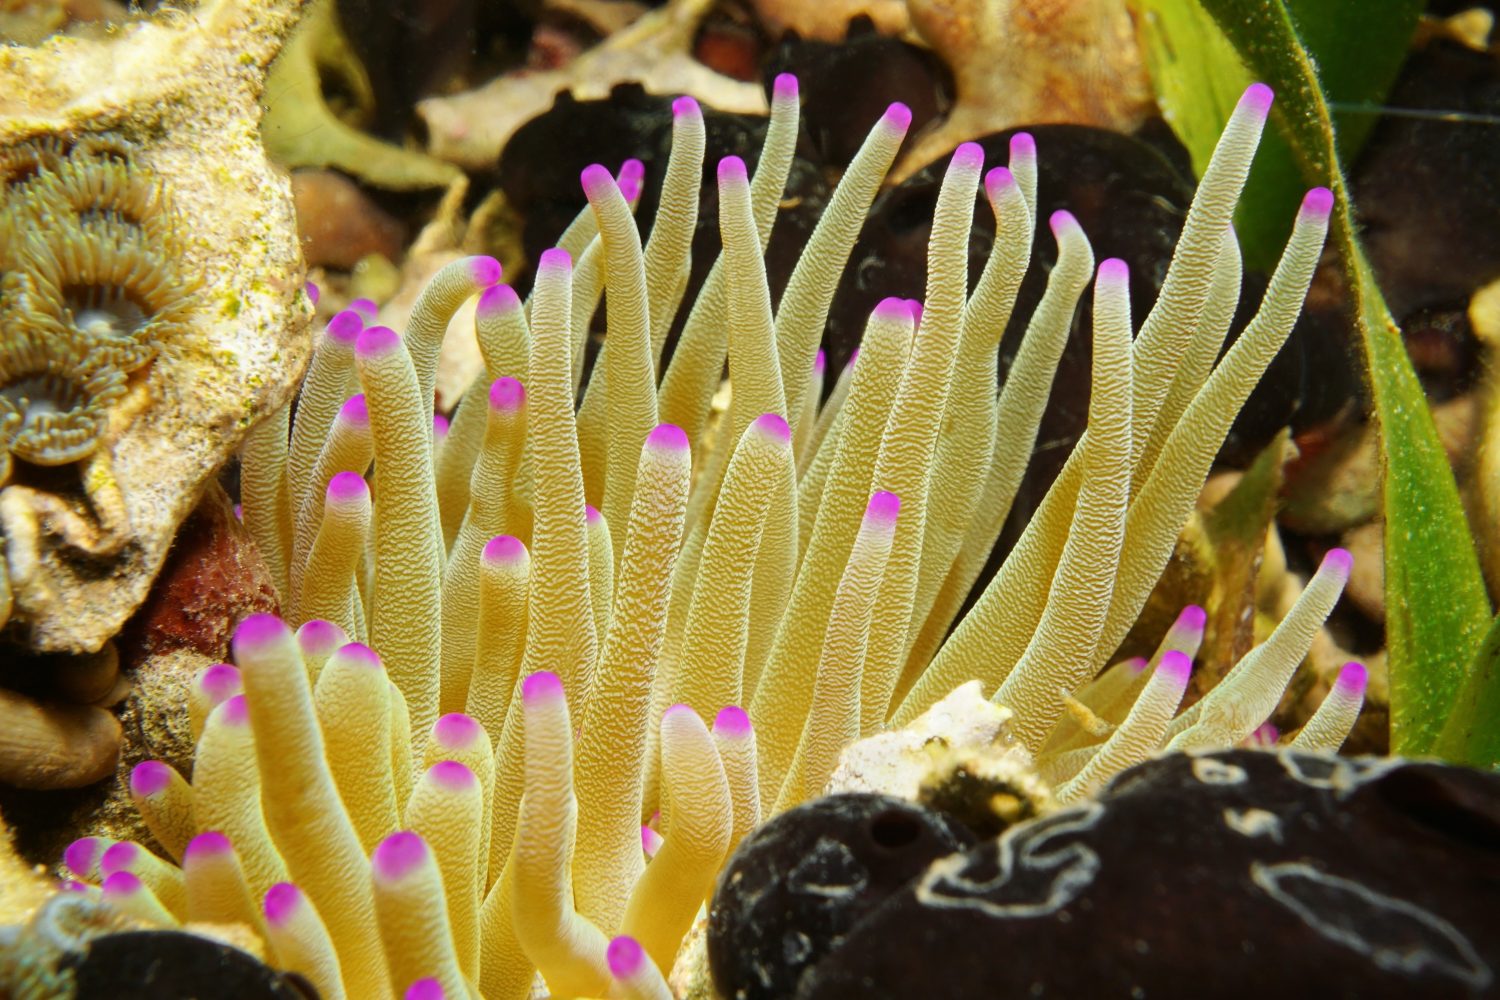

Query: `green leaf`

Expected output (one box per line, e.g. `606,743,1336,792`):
1132,0,1420,268
1435,612,1500,769
1190,0,1493,756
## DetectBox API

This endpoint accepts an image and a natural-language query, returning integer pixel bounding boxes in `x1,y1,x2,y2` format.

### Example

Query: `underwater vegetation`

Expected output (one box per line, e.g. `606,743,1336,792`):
34,72,1386,999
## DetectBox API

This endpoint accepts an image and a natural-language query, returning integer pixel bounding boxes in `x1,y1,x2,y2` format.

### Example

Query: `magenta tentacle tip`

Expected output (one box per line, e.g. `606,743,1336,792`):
1123,656,1150,675
185,831,232,861
372,831,428,881
263,882,301,926
64,838,106,879
1010,132,1036,159
522,671,564,705
773,73,798,101
673,95,701,119
714,705,752,738
220,694,249,726
905,299,924,327
538,247,572,271
951,142,984,172
349,297,380,321
433,713,482,748
814,348,826,374
985,166,1016,193
648,422,690,451
99,842,139,877
1336,661,1369,695
325,309,364,344
1322,547,1353,575
718,155,748,185
607,935,647,977
641,825,663,857
752,412,791,442
334,642,383,670
581,163,617,199
428,760,477,790
59,880,90,894
482,534,527,564
101,871,143,897
1097,258,1129,285
586,504,603,525
130,761,172,797
199,663,241,700
617,158,645,192
339,393,369,425
489,376,526,411
355,325,402,359
1301,187,1334,219
882,102,913,132
1241,82,1275,116
467,255,502,286
297,619,345,654
1250,722,1280,747
478,282,521,317
1049,209,1079,236
1177,604,1208,631
326,470,369,504
233,612,290,652
304,281,320,305
873,297,911,323
1157,650,1193,683
432,413,450,438
865,490,901,524
233,503,242,520
406,979,446,1000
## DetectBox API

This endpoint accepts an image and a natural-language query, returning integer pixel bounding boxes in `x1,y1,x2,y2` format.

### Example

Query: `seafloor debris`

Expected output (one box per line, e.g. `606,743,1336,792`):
710,750,1500,998
0,0,311,654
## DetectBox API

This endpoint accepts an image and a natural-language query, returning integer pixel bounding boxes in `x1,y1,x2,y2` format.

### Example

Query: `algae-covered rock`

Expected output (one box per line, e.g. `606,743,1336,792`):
0,0,311,654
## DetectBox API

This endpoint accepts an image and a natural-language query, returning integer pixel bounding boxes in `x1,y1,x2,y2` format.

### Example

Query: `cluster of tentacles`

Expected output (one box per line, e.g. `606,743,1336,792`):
0,133,192,483
57,79,1371,999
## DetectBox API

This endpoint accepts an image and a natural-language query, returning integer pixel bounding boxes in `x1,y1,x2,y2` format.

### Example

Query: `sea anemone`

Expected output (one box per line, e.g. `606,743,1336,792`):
66,77,1364,997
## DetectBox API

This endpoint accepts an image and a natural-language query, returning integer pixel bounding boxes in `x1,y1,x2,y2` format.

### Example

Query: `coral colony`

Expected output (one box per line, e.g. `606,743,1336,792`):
57,78,1363,998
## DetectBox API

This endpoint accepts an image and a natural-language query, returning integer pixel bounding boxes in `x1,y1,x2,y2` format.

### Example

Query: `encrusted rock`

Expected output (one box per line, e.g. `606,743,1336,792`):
0,0,311,654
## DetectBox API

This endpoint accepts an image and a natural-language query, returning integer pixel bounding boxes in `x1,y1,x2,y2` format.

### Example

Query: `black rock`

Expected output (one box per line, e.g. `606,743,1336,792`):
707,792,976,1000
796,751,1500,999
68,929,315,1000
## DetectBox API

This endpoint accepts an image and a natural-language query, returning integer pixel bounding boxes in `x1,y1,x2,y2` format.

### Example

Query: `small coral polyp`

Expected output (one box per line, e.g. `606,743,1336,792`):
73,79,1362,997
0,133,189,479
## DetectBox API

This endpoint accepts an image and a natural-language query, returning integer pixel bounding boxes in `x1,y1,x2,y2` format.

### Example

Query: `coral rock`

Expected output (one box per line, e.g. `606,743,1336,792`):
0,0,311,654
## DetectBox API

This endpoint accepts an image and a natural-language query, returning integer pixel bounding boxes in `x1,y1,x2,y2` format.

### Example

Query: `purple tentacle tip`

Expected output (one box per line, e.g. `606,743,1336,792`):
64,838,105,879
714,705,752,738
608,935,647,977
905,299,924,327
865,490,901,524
1157,650,1193,683
985,166,1016,193
1010,132,1036,159
581,163,617,199
1123,656,1150,675
648,423,690,451
130,761,172,797
1049,209,1079,237
539,247,572,271
1336,661,1369,695
1097,258,1129,285
433,413,450,438
873,297,911,323
1242,82,1275,116
372,831,428,881
355,325,402,358
468,255,502,286
641,825,663,857
482,534,527,564
951,142,984,171
339,393,369,424
297,619,345,653
326,309,364,344
773,73,798,101
305,281,320,305
233,503,242,520
349,297,380,321
334,642,383,670
1301,187,1334,218
882,102,913,132
428,760,477,790
220,694,249,726
718,155,748,185
234,613,290,652
200,663,241,700
1178,605,1208,632
586,504,603,525
326,470,369,504
752,412,791,442
406,979,446,1000
263,882,301,926
433,713,482,748
814,348,826,374
522,671,564,705
478,283,521,316
101,871,142,897
489,377,526,410
673,95,701,119
617,158,645,189
1322,547,1353,576
185,831,232,861
99,842,139,876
